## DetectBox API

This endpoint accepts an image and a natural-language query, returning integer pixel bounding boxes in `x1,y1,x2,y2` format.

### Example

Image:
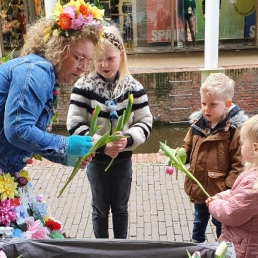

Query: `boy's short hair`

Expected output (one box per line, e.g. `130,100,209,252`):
200,73,235,101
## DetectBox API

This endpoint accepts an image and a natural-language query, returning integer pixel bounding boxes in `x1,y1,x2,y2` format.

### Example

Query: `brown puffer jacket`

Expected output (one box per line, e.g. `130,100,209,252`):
182,104,248,204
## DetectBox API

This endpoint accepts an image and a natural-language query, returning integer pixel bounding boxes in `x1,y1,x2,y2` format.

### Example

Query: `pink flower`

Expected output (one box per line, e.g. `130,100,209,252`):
63,6,76,19
70,14,87,30
166,166,174,176
0,199,16,226
158,149,163,155
22,217,50,240
53,90,60,96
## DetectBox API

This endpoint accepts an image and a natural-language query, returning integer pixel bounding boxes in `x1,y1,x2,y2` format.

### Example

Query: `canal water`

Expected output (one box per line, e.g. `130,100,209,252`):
53,124,189,154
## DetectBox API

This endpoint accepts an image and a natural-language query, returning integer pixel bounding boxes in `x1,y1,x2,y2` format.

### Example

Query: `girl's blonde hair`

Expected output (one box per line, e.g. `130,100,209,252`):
20,18,100,72
242,114,258,167
94,25,130,99
200,73,235,101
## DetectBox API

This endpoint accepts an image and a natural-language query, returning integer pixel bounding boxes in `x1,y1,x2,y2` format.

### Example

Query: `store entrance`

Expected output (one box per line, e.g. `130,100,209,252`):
0,0,44,54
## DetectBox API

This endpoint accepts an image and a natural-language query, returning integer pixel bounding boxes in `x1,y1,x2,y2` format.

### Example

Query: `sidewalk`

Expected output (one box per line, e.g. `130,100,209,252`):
25,154,217,243
127,48,258,73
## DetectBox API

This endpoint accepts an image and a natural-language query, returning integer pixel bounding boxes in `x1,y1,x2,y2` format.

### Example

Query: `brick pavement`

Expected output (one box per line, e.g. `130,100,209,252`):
25,154,217,243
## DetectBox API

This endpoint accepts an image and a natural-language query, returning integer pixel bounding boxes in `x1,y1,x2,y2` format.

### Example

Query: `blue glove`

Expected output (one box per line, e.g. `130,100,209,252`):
67,135,92,156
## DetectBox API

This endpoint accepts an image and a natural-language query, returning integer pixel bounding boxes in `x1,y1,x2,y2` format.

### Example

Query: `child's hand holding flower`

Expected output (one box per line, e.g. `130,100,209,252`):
104,132,127,158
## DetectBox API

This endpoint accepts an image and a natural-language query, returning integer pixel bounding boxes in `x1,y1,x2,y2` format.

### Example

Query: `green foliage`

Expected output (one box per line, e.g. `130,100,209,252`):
0,49,16,64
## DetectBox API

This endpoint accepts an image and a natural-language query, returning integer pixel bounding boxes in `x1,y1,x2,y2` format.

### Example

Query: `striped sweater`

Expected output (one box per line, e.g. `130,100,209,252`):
67,72,153,151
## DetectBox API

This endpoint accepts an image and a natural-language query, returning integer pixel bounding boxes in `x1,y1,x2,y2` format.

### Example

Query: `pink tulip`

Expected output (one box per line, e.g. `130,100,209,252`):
166,166,174,175
158,149,163,155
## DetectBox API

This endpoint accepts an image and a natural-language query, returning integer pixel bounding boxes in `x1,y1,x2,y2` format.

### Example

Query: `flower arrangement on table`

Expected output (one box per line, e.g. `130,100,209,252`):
0,169,66,240
58,93,134,197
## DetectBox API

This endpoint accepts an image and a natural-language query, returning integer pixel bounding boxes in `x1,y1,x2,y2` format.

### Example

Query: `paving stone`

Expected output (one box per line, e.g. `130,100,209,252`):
25,154,217,243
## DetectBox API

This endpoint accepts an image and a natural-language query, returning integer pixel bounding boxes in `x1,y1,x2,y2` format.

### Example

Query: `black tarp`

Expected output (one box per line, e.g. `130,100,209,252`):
0,239,235,258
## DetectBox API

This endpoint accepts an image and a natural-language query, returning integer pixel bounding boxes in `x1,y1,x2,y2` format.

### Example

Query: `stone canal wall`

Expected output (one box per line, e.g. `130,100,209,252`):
56,66,258,127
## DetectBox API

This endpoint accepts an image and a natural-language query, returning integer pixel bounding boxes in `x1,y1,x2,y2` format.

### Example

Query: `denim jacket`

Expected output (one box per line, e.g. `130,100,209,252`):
0,53,68,174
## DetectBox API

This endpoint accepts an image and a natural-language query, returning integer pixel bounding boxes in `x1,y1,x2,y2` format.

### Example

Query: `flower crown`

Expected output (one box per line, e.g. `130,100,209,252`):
44,0,105,42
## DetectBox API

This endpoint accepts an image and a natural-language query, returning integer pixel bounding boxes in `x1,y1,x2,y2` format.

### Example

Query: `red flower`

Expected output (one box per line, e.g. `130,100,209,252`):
80,5,91,16
58,13,71,30
45,219,61,231
26,158,33,164
10,197,20,207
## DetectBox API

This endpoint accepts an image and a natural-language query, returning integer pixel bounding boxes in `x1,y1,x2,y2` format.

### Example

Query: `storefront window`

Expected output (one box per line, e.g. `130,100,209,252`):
173,0,255,49
132,0,256,52
135,0,172,51
1,0,255,53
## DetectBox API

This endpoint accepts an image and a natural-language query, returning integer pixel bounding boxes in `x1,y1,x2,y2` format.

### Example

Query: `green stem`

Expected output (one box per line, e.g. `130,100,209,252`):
105,158,114,172
160,142,210,198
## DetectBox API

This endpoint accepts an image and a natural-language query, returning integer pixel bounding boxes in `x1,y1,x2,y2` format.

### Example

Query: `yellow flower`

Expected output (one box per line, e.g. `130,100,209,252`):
43,33,51,43
43,27,52,35
91,6,105,20
51,0,63,18
66,0,77,8
20,170,31,181
0,174,18,201
52,29,59,37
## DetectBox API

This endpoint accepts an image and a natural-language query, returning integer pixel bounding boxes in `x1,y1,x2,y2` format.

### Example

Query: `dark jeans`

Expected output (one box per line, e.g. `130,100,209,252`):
184,14,196,43
87,154,132,239
192,203,221,243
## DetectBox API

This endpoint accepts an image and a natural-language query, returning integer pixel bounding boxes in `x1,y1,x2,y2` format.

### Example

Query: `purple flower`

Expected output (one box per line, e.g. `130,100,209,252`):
35,195,44,202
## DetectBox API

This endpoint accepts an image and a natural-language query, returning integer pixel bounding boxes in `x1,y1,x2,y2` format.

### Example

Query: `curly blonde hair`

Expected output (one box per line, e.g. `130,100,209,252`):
20,17,101,72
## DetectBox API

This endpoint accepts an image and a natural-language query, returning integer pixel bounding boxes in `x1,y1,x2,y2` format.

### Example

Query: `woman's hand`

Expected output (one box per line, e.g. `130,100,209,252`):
80,153,95,169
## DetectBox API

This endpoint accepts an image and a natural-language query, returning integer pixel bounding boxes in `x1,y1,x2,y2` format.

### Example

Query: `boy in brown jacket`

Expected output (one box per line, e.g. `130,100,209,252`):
182,73,248,243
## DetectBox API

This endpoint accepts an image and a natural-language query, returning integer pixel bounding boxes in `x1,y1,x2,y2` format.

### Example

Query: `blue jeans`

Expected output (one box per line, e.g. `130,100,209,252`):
192,203,221,243
87,154,132,239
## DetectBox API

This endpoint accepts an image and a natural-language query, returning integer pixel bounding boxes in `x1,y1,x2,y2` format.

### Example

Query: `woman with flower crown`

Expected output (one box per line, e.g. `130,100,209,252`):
0,0,105,175
67,25,153,239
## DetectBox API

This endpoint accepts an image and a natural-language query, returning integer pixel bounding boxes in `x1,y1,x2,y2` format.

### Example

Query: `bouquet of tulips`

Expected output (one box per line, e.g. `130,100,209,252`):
58,93,133,197
159,142,210,198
